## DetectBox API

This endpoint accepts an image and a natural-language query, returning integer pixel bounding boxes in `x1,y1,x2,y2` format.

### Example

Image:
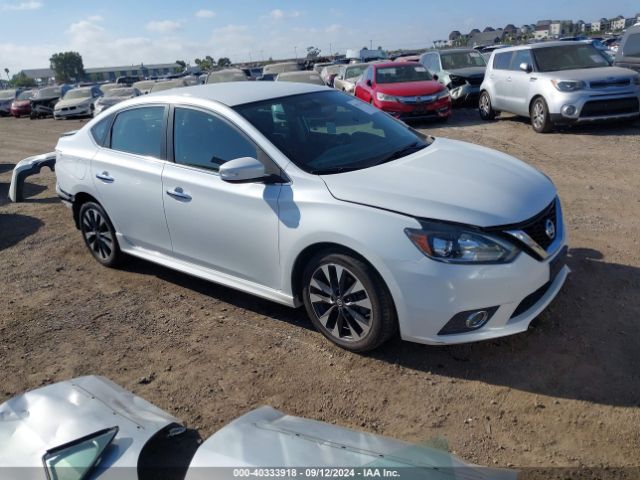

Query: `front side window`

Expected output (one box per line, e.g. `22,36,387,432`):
532,44,609,72
493,52,513,70
510,49,534,70
110,106,165,158
234,90,430,175
173,108,257,172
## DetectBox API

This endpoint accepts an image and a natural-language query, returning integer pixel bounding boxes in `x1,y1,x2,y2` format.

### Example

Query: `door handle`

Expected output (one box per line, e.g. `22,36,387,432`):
166,187,192,201
96,171,114,183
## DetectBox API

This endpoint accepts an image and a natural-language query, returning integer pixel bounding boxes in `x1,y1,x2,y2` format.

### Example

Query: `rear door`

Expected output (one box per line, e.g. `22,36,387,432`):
91,105,173,254
488,51,514,110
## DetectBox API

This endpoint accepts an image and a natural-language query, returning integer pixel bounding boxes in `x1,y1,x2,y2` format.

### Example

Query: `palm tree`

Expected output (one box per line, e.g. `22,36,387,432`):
4,68,9,80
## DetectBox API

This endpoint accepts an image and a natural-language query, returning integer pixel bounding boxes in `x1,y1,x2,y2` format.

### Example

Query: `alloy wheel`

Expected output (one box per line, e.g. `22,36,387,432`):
308,263,373,342
532,101,545,129
480,93,490,115
81,207,114,261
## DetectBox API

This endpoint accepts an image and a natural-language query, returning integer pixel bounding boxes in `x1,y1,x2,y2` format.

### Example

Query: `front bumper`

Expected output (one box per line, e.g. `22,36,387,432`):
449,83,481,103
547,90,640,124
54,105,92,119
10,104,31,116
378,96,452,121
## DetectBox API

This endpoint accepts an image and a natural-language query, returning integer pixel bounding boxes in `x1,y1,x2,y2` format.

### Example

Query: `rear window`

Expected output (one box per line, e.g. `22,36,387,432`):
622,33,640,57
110,106,165,158
493,52,513,70
91,115,113,146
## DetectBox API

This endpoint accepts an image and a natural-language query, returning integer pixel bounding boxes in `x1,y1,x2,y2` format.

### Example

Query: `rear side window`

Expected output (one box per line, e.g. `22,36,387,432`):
173,107,257,172
493,52,513,70
622,33,640,57
90,115,112,146
110,106,165,158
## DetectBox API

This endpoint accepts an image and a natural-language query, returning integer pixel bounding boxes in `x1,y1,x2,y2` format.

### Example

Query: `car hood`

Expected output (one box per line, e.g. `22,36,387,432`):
447,66,486,77
12,100,30,107
55,97,92,109
536,66,638,82
320,137,556,227
376,81,444,96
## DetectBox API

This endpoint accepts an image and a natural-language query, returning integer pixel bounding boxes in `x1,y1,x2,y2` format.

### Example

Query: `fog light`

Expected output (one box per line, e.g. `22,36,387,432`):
438,306,499,335
466,310,488,328
561,104,577,116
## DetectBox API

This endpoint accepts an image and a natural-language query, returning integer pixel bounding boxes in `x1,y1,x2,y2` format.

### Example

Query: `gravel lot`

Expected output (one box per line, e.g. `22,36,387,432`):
1,112,639,472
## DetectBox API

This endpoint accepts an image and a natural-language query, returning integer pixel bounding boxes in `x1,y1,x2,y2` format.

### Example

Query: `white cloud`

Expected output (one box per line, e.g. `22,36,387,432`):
87,15,103,22
267,9,301,20
0,1,42,11
146,20,183,33
195,9,215,18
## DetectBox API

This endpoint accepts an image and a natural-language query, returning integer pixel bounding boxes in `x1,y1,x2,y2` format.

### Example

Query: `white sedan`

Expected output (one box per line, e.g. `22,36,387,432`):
52,82,569,351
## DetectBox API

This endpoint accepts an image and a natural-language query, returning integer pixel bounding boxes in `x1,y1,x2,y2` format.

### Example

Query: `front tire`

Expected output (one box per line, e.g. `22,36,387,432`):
302,252,397,352
478,91,496,120
530,97,553,133
79,201,123,267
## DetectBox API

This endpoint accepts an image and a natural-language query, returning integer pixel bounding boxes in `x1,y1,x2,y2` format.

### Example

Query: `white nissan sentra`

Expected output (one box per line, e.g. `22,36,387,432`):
54,82,569,351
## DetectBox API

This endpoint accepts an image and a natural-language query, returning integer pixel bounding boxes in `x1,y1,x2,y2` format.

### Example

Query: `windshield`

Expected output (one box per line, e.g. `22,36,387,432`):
440,51,487,69
234,90,430,175
63,88,92,100
0,89,16,100
17,91,34,100
375,65,433,84
105,88,135,98
532,44,609,71
345,66,366,79
35,87,60,99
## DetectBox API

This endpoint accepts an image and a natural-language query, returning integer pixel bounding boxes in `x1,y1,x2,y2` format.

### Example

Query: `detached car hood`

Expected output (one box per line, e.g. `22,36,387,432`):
55,97,92,109
448,66,486,78
377,80,444,96
321,137,556,227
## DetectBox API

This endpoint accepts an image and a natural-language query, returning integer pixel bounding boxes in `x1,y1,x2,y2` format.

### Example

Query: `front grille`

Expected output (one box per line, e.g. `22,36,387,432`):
521,201,557,250
590,79,630,88
580,98,639,118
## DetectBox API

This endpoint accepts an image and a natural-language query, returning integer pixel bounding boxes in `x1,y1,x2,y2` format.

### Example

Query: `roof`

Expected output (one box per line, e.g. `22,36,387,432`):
497,41,588,52
149,82,328,106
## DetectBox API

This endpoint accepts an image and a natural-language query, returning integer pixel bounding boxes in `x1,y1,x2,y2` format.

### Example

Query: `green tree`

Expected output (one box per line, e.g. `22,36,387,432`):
175,60,187,69
10,71,36,87
50,51,85,83
4,68,9,80
306,46,321,59
195,55,215,71
217,57,232,67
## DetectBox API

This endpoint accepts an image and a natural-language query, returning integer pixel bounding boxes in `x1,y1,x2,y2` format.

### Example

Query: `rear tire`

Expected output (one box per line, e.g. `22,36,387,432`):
530,97,553,133
78,201,123,268
302,252,397,352
478,91,496,120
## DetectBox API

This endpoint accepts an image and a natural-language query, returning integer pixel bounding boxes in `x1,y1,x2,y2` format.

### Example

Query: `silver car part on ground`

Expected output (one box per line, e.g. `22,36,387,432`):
0,377,516,480
0,376,180,479
8,152,57,202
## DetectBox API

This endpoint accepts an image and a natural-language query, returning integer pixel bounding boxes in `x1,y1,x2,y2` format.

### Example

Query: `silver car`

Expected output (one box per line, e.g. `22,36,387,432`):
479,41,640,132
333,63,368,94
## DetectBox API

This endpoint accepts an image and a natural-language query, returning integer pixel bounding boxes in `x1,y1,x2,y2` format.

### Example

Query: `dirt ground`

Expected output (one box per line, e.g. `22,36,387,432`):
1,111,639,473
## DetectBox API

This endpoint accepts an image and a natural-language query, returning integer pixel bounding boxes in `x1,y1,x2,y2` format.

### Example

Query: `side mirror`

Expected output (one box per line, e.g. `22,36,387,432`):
520,63,533,73
432,74,439,81
366,79,372,87
220,157,266,183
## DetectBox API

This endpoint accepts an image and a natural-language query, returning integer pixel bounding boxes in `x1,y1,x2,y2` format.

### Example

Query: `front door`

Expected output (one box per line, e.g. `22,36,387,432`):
161,106,282,288
504,49,535,116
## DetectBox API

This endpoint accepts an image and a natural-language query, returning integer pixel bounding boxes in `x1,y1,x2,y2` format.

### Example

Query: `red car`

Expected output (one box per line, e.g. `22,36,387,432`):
10,90,35,117
354,62,451,121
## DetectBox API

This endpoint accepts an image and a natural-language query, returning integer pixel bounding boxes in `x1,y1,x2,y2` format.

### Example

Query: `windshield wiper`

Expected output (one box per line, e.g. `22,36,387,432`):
310,166,365,175
375,142,428,166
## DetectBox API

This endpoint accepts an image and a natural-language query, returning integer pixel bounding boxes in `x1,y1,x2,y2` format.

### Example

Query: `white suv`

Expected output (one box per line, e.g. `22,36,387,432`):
54,83,569,351
479,41,640,132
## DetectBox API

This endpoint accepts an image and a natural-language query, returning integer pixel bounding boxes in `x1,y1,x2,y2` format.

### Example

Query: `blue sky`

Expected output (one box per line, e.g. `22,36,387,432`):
1,0,638,73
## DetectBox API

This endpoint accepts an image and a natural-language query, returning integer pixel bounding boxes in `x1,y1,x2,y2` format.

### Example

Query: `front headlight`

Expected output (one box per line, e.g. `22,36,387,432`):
405,221,519,264
551,80,586,92
376,92,399,102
